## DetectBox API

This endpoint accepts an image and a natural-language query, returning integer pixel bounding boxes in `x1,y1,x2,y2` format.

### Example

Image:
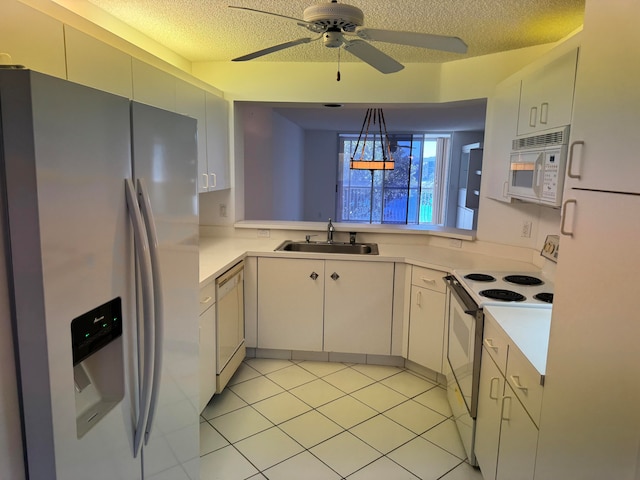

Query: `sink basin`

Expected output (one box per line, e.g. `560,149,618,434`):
275,240,379,255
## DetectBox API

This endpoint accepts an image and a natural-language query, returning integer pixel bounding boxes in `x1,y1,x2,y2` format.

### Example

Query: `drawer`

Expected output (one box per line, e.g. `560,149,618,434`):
506,344,544,427
411,266,447,293
199,281,216,315
482,314,509,375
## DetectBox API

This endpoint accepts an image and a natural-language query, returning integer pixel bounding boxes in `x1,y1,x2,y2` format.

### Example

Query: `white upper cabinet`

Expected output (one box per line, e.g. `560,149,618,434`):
516,49,578,136
0,0,66,78
131,58,176,111
564,1,640,194
482,78,521,203
65,26,133,98
175,80,207,188
203,92,230,191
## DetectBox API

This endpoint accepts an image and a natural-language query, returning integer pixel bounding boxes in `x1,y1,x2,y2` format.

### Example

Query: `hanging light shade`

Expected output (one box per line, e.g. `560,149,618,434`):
350,108,395,170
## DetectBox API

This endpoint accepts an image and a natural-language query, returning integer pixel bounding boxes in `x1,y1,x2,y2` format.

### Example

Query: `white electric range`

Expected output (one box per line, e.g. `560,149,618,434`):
452,269,555,308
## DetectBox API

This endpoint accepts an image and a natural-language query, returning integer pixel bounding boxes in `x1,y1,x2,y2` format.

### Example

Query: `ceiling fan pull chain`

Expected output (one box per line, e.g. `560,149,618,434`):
337,48,341,81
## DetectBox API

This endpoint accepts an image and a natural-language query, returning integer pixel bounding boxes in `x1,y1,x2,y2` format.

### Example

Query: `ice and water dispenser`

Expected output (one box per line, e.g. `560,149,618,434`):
71,297,124,438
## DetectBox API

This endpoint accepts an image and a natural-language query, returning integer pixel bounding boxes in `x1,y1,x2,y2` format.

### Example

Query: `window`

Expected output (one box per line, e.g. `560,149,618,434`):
336,133,451,225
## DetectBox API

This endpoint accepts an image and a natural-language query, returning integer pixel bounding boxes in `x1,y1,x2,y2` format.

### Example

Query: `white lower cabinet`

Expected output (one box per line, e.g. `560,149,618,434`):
257,257,324,351
198,282,216,412
496,384,539,480
407,266,446,372
324,260,394,355
476,314,541,480
257,257,394,355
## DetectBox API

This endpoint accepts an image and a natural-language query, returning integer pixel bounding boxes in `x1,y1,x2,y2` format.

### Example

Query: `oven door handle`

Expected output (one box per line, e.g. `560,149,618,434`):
444,275,480,314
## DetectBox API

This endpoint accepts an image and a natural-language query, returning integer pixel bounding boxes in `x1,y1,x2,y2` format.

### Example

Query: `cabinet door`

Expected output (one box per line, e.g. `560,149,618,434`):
564,1,640,193
65,26,132,98
257,258,324,351
482,78,520,202
324,260,394,355
535,190,640,479
0,0,66,79
132,58,176,111
175,80,208,193
408,285,445,372
199,303,216,412
204,92,230,191
475,348,505,480
517,49,578,136
496,385,538,480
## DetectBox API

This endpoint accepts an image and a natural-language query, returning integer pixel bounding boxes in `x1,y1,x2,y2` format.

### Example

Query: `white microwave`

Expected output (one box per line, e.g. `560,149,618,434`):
507,126,570,207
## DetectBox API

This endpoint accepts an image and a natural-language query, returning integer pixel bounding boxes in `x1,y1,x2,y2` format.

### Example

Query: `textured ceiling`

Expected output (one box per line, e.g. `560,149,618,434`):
84,0,585,64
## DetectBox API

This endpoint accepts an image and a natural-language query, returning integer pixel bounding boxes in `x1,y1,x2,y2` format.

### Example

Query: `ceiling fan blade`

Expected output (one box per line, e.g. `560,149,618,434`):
355,27,468,54
228,5,314,29
232,37,315,61
342,39,404,74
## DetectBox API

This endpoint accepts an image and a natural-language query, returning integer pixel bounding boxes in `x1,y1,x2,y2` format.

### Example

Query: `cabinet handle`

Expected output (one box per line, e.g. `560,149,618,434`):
560,199,577,237
200,295,213,305
501,395,512,421
421,277,436,285
202,173,209,189
209,173,217,188
489,377,500,400
331,272,340,281
567,140,584,179
539,102,549,124
417,290,422,307
529,106,538,128
509,375,528,393
310,272,319,280
484,338,499,352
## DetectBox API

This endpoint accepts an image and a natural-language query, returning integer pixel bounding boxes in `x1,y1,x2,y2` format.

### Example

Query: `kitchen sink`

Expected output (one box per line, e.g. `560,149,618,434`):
275,240,379,255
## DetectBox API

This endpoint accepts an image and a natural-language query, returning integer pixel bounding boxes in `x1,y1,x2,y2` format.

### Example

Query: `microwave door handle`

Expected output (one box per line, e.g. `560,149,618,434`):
533,152,544,197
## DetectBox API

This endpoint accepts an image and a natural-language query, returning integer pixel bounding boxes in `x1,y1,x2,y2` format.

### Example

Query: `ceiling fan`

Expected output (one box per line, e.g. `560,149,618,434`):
228,0,468,74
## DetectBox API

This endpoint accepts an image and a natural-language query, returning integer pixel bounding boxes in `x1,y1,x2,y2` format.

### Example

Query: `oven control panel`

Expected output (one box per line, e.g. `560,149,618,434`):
540,235,559,263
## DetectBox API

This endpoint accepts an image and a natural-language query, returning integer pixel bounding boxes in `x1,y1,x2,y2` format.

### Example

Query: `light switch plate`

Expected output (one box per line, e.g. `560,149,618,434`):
540,234,559,262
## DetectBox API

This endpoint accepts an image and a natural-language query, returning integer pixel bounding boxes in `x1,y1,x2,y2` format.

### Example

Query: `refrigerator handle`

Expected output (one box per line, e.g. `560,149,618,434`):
125,179,155,458
136,178,165,444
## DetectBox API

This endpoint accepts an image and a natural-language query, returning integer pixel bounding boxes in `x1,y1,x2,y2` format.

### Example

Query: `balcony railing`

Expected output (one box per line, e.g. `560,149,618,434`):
338,186,434,224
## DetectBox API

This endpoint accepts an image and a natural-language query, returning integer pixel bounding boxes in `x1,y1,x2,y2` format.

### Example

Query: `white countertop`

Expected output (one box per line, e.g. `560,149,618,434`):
484,305,552,377
199,235,541,285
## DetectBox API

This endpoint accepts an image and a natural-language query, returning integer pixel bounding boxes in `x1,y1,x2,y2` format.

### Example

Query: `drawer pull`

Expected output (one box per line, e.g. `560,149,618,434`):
200,295,213,305
310,272,319,280
421,277,436,285
510,375,528,393
484,338,499,352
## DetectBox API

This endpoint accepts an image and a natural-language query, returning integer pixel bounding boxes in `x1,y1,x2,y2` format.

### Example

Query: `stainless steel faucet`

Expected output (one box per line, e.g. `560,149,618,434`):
327,218,335,243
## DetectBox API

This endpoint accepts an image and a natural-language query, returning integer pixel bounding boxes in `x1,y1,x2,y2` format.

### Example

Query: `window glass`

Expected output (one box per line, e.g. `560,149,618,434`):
337,133,450,225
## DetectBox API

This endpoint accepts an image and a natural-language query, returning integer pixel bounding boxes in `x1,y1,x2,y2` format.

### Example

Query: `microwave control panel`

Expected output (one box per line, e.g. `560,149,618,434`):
542,153,560,200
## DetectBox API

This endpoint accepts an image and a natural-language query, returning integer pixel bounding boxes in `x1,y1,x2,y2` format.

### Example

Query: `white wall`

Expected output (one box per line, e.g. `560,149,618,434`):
303,131,338,222
241,104,306,220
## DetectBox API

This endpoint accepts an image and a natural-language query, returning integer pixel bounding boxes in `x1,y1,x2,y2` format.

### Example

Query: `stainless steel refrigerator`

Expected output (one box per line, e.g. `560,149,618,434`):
0,69,200,479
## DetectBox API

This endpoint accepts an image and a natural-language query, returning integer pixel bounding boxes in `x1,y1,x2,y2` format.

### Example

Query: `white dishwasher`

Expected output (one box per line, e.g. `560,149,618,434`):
215,261,245,393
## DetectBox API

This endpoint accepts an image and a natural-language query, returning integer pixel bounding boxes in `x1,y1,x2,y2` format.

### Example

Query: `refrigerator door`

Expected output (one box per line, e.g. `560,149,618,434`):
1,70,141,479
130,102,200,479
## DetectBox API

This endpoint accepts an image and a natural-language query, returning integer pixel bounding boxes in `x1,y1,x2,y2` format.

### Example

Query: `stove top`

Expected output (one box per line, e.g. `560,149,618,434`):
453,269,554,308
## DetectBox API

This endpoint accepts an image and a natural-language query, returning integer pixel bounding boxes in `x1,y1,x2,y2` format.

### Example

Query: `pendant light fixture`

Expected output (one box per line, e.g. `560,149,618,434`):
350,108,395,171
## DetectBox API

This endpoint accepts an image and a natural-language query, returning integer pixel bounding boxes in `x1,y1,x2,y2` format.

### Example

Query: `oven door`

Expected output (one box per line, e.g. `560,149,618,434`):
447,287,481,417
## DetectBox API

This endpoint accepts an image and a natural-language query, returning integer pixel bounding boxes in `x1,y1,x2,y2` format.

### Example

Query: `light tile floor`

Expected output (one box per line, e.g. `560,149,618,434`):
200,358,484,480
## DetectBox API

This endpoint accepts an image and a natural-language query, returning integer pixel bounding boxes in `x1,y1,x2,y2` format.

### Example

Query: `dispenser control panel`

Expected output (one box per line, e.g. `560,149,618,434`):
71,297,122,365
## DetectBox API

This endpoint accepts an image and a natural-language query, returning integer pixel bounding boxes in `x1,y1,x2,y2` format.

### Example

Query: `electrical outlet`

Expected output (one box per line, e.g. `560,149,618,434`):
521,220,532,238
449,238,462,248
219,203,227,217
257,229,270,238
